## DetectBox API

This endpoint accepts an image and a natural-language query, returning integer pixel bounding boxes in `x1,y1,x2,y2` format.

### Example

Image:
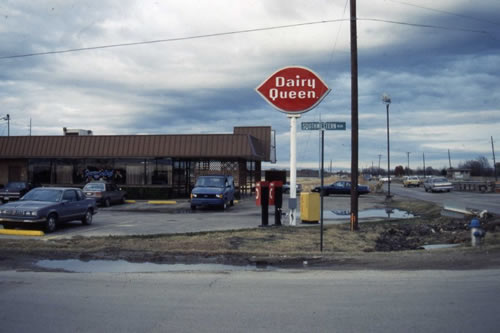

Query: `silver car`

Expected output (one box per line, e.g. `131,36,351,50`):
424,177,453,192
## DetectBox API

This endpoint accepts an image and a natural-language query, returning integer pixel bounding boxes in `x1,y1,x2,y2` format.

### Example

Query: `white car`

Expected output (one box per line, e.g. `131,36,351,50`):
424,177,453,192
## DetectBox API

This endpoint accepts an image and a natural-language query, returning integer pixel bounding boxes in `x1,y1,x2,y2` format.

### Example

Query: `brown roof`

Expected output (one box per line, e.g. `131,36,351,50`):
0,127,272,161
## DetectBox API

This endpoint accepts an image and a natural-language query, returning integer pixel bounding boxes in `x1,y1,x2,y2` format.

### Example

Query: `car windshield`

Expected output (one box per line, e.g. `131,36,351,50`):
434,178,449,182
22,189,62,202
195,177,225,188
5,182,26,190
83,183,106,191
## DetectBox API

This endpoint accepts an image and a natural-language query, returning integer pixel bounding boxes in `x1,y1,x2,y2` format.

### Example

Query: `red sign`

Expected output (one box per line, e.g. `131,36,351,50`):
256,66,331,114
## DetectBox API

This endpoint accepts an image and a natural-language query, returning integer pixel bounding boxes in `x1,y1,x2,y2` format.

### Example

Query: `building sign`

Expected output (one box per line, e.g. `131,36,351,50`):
256,66,331,114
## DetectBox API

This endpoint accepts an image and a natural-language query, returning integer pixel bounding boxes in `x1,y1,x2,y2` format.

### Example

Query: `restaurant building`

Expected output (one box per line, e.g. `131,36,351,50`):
0,126,273,198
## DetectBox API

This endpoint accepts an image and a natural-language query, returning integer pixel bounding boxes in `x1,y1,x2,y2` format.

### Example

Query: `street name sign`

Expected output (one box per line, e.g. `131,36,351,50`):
301,121,346,130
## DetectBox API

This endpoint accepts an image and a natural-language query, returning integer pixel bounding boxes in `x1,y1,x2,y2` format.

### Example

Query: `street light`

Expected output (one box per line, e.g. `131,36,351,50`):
382,93,391,199
1,114,9,136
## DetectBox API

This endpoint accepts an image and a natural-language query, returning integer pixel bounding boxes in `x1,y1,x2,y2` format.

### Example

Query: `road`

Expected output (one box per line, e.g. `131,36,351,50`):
386,183,500,214
1,268,499,332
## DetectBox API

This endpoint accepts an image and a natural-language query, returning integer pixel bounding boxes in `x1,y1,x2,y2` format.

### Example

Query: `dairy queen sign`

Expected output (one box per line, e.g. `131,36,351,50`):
256,66,330,114
256,66,331,226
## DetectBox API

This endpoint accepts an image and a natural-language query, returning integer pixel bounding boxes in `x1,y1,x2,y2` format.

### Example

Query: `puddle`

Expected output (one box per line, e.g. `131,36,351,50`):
422,244,460,250
324,208,414,220
36,259,273,273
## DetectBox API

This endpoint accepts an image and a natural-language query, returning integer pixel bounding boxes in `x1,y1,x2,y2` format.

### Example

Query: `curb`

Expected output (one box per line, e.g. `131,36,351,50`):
0,229,45,236
147,200,177,205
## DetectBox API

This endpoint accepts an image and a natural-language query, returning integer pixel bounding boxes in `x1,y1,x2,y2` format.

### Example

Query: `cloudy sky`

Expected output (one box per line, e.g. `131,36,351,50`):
1,0,499,171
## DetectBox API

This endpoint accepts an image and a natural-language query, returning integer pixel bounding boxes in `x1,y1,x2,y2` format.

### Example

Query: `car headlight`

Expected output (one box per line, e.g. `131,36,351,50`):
216,194,223,199
23,211,37,216
0,209,7,215
191,193,197,198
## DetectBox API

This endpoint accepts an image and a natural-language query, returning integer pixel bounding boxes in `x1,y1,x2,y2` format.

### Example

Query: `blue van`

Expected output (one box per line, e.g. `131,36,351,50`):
190,175,235,210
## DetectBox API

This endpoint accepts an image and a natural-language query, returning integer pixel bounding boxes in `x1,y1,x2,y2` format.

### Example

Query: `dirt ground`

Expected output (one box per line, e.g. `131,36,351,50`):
1,199,499,271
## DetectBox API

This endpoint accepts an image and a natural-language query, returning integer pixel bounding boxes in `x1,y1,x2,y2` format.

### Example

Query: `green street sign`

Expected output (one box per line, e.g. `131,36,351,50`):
301,121,346,130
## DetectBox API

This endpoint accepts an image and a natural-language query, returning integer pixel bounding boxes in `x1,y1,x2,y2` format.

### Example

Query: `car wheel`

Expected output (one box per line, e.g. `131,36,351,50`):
190,205,196,210
221,202,227,210
121,196,126,204
104,198,111,207
425,188,428,192
81,209,93,225
45,214,57,233
2,223,14,230
230,200,234,206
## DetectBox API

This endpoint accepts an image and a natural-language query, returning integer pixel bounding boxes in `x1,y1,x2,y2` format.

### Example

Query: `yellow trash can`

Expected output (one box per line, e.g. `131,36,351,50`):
300,192,320,223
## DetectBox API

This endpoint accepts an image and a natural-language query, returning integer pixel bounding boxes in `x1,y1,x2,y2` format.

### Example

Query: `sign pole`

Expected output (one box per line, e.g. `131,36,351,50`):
320,128,324,251
289,114,300,226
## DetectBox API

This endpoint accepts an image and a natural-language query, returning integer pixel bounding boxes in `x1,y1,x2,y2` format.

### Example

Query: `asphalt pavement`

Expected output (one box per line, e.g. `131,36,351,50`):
1,268,499,332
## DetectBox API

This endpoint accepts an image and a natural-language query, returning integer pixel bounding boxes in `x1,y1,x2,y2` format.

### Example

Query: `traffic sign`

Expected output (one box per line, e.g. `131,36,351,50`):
256,66,331,114
301,121,346,130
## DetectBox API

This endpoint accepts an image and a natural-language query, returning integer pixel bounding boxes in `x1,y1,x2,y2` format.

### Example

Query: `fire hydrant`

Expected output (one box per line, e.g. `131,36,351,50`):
469,218,485,247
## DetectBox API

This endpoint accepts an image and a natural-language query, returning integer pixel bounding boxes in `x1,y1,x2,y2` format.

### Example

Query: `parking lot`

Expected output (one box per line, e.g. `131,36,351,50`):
0,193,390,239
1,184,498,239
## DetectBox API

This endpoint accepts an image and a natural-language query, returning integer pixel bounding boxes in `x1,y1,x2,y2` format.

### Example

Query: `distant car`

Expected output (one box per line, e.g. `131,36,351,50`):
283,183,303,194
0,187,97,233
83,181,127,207
312,181,370,196
0,182,35,203
190,175,235,210
424,177,453,193
379,176,391,182
403,176,421,187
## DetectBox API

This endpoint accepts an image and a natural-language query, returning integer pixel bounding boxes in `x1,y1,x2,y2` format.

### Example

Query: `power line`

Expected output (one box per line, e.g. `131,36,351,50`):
387,0,500,27
0,18,492,60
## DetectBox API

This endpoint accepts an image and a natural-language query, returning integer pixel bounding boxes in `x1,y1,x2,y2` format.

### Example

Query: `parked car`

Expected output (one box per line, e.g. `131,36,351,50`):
283,183,303,194
0,181,35,203
190,175,235,210
0,187,97,233
423,177,453,192
83,181,127,207
312,181,370,196
379,176,392,182
403,176,421,187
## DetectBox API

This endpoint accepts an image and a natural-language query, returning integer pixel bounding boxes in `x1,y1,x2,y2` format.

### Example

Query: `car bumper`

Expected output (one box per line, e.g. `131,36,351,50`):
0,216,46,224
0,195,21,202
191,198,225,207
431,186,453,192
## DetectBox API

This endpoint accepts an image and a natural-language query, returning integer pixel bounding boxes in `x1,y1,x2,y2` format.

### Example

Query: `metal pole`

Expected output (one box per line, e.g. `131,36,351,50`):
423,152,426,177
448,149,452,169
378,154,382,176
407,152,410,176
320,129,324,251
6,114,10,137
289,114,299,226
492,136,497,181
386,103,391,198
350,0,359,231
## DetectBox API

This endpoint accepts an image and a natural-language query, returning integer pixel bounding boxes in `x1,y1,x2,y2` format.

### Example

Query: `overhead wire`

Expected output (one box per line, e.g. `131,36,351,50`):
0,17,492,60
387,0,500,27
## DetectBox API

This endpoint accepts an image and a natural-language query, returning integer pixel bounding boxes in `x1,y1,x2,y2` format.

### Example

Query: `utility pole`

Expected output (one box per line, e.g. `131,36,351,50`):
407,152,411,176
349,0,359,231
448,149,452,169
422,152,426,177
492,136,497,181
378,154,382,176
29,118,32,136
